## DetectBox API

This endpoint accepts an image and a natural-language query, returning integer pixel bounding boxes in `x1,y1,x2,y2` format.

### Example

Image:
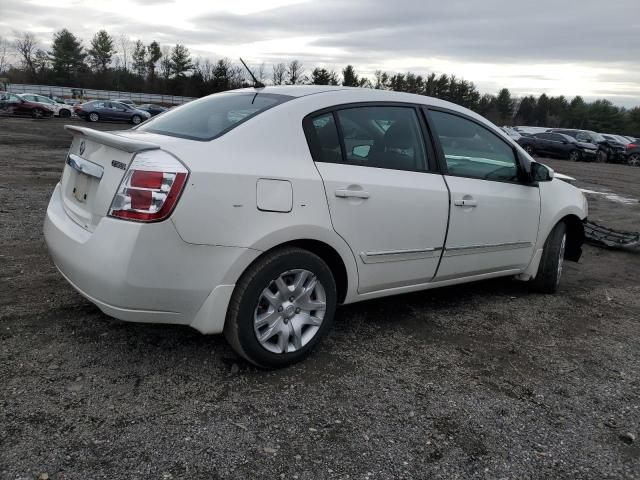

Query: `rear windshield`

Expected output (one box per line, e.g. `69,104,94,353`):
138,92,292,141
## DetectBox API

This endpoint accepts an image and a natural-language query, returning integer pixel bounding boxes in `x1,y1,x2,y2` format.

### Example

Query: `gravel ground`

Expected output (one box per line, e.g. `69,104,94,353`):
0,117,639,480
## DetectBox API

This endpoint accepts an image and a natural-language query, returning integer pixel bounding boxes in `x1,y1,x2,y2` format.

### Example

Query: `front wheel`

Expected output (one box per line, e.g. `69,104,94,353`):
59,108,71,118
568,150,580,162
531,222,567,294
31,108,44,119
627,153,640,167
596,149,608,163
524,145,535,156
224,247,337,368
131,115,142,125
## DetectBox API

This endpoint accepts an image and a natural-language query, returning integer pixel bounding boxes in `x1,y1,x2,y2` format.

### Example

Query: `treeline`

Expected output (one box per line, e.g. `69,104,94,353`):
2,29,639,135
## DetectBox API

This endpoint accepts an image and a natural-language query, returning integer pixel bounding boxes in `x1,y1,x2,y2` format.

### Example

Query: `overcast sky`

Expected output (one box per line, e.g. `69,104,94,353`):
1,0,639,106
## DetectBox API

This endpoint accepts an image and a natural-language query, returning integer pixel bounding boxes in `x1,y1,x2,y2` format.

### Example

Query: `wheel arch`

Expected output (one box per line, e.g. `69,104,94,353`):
560,214,584,262
238,238,352,304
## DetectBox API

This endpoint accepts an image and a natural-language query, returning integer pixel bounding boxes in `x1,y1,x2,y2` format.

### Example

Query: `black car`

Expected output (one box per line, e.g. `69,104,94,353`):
137,103,167,117
517,132,597,161
75,100,151,124
549,129,622,163
609,136,640,167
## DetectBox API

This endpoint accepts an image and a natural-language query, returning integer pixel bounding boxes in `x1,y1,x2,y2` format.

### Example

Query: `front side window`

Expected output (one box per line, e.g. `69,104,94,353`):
336,106,427,171
139,92,292,141
429,110,519,182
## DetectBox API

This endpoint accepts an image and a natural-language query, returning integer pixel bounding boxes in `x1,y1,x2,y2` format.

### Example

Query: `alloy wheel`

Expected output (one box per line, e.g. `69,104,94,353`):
569,150,580,162
89,113,99,122
628,154,640,167
253,269,326,354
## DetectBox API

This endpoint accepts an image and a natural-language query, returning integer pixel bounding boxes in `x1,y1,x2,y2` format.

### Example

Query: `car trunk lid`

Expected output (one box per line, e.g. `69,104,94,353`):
60,125,161,231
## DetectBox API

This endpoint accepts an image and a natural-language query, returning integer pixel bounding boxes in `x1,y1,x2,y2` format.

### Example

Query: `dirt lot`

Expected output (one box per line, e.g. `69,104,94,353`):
1,116,639,480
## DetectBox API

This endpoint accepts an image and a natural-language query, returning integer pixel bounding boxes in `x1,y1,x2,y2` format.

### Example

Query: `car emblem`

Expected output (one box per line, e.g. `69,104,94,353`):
79,140,86,156
111,160,126,170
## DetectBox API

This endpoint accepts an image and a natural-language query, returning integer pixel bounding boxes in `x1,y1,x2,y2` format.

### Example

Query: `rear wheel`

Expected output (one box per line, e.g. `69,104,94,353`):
531,222,567,294
627,153,640,167
88,112,99,122
31,108,44,119
131,115,142,125
224,247,337,368
524,144,535,156
59,108,71,118
568,150,580,162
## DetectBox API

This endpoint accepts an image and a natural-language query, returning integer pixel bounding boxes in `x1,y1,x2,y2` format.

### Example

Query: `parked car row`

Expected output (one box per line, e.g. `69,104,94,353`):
513,126,640,166
0,92,169,124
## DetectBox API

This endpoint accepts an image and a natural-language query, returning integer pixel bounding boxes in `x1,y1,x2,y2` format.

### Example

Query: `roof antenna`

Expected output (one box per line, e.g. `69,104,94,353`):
239,58,265,88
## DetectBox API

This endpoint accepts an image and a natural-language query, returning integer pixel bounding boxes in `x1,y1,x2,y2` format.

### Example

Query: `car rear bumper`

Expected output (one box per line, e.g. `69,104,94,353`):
44,183,257,333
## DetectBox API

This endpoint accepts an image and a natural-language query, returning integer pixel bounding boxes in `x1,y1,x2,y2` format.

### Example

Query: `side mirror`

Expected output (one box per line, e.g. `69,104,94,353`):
531,162,553,182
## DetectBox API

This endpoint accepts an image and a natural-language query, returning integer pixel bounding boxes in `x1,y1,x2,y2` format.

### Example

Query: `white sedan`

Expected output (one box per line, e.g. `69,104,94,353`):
44,86,587,368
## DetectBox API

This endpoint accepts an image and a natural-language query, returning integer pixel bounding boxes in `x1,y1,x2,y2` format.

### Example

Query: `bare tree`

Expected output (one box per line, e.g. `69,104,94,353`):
272,62,286,85
257,62,266,84
0,35,12,74
13,31,37,75
286,59,304,85
117,34,132,72
159,45,172,79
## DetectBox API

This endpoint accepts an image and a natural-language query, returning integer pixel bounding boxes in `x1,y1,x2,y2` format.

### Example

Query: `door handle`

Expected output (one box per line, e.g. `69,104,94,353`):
454,198,477,207
335,189,370,199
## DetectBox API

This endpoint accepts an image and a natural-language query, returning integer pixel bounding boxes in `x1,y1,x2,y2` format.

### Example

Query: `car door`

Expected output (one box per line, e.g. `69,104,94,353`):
305,105,449,294
111,103,130,121
426,108,540,280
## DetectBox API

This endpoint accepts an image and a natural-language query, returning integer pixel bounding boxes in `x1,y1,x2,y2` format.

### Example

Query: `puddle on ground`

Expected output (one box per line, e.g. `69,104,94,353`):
580,189,639,205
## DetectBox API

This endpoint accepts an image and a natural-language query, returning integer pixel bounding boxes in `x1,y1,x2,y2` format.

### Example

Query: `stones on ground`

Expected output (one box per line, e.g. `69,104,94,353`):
263,446,277,454
230,363,240,375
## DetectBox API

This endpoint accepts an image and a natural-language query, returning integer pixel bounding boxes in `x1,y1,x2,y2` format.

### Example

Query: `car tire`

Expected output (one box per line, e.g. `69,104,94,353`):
627,153,640,167
88,112,100,122
568,150,580,162
31,108,44,119
59,109,71,118
131,115,142,125
224,247,337,369
596,149,607,163
524,145,535,156
531,222,567,294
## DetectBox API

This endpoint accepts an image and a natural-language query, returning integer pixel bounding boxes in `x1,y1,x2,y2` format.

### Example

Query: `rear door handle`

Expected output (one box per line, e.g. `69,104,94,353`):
454,198,477,207
335,189,370,199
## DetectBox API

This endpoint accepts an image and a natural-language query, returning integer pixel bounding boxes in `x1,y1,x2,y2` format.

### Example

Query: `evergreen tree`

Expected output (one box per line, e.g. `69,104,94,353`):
342,65,359,86
88,30,115,72
496,88,513,123
146,41,162,82
310,67,338,85
170,44,192,78
131,40,147,78
49,29,86,80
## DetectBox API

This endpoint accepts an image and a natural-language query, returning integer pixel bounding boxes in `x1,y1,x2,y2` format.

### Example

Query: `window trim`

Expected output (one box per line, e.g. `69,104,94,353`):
423,106,534,186
302,101,438,174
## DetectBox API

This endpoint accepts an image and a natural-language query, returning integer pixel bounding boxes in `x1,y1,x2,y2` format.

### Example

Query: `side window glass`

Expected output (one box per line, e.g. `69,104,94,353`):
430,110,518,182
336,106,427,171
308,113,342,164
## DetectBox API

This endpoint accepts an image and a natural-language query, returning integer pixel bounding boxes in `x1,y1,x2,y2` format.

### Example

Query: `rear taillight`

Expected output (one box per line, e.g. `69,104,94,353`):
108,150,188,222
627,143,637,149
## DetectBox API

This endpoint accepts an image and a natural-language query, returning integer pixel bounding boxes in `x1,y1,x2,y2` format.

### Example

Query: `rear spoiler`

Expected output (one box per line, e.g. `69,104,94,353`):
65,125,160,154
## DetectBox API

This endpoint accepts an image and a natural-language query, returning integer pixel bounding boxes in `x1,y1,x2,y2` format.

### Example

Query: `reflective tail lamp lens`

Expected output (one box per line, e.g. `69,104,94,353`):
109,150,188,222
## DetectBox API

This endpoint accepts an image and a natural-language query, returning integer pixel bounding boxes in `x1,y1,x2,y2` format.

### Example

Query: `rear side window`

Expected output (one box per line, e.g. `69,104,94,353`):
139,92,292,141
308,113,343,164
429,110,518,182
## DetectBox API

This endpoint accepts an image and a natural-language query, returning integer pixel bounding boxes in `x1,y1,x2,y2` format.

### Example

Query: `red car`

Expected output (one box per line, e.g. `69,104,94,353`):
0,92,54,118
